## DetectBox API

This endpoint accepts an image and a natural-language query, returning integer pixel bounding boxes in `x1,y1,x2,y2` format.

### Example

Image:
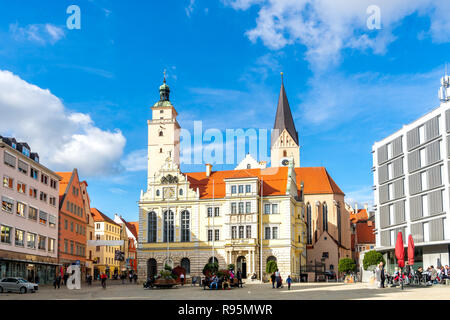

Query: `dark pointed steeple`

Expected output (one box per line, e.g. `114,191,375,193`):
272,72,299,146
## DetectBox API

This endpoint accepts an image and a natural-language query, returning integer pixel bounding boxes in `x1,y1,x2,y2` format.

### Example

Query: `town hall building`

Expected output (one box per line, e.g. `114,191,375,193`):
137,74,351,282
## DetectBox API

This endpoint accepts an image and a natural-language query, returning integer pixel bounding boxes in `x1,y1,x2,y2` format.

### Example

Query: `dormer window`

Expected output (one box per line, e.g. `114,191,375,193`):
247,164,251,169
22,147,30,157
11,143,16,149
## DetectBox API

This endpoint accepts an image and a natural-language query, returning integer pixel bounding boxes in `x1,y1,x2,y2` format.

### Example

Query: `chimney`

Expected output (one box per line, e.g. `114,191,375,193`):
355,203,358,213
364,203,368,212
206,164,212,177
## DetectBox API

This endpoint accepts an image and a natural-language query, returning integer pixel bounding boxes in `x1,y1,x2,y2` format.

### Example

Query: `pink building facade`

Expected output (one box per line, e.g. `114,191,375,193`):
0,137,60,284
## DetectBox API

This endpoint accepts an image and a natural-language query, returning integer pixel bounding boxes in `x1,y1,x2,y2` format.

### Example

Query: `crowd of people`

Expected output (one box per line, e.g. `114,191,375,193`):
203,269,243,290
375,261,450,287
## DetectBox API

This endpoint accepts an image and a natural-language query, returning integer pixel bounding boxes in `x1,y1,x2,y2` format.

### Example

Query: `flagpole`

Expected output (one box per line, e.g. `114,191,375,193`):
212,179,215,264
166,197,169,266
260,177,263,282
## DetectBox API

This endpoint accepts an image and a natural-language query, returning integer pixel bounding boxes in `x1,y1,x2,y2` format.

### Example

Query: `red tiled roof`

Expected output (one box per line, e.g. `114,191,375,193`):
56,171,75,197
350,209,369,223
184,166,344,199
91,208,119,226
356,222,375,244
119,216,138,239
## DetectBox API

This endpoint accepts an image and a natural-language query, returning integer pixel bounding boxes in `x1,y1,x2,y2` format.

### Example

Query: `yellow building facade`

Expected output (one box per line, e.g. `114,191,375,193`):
91,208,122,279
137,75,350,282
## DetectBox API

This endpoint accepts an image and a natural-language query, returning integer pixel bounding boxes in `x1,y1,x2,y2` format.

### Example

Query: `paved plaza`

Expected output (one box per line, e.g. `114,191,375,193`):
1,281,449,300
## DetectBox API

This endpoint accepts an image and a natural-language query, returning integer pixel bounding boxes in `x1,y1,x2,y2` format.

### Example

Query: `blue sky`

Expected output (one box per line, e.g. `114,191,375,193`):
0,0,449,222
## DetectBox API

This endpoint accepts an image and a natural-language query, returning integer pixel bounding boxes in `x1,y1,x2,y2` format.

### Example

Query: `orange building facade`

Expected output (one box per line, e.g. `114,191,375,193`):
56,169,88,278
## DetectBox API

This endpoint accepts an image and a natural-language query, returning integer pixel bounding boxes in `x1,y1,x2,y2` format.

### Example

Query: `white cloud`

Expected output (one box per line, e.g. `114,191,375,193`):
121,149,147,172
298,68,442,128
345,186,374,210
186,0,196,17
224,0,450,70
0,70,126,177
9,23,65,45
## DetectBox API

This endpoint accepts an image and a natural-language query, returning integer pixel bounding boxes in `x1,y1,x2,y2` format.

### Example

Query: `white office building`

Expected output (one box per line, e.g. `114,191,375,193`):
372,74,450,271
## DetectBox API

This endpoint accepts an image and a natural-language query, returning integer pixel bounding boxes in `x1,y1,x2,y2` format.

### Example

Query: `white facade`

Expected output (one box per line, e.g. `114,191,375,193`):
372,77,450,269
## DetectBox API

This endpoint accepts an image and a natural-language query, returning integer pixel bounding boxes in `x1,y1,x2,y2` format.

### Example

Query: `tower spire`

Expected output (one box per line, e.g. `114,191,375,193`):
272,72,299,146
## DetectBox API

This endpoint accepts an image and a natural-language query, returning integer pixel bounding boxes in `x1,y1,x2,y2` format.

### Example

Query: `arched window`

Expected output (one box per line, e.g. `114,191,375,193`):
208,257,218,265
267,256,277,263
283,150,287,157
247,164,251,169
156,190,160,197
179,188,183,196
181,258,190,275
147,258,157,277
306,204,312,245
323,203,328,232
337,204,342,244
163,210,174,243
181,210,190,242
159,131,163,136
148,211,157,243
160,148,163,153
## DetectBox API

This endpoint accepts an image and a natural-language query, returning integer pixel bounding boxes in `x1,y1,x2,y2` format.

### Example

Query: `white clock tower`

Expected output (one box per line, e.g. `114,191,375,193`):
147,73,180,186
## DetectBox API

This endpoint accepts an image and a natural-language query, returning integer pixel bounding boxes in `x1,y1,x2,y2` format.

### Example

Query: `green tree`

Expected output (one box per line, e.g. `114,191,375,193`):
202,262,219,275
363,250,385,271
338,258,356,274
266,260,278,274
228,264,235,271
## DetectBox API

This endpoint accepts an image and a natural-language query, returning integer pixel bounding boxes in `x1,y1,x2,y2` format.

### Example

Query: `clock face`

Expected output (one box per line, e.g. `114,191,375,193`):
281,159,289,166
163,187,175,199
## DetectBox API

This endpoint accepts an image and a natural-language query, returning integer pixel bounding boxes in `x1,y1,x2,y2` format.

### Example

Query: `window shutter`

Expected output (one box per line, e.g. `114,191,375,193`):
409,172,421,195
426,140,441,165
39,210,48,220
380,230,390,247
411,223,424,243
425,116,440,142
428,190,443,215
379,185,389,204
3,152,16,167
408,150,420,173
393,157,403,178
378,164,388,183
410,195,423,221
394,201,405,224
394,179,405,199
407,128,420,151
379,205,390,228
392,136,403,158
18,160,28,173
427,165,442,189
377,145,388,165
429,218,444,241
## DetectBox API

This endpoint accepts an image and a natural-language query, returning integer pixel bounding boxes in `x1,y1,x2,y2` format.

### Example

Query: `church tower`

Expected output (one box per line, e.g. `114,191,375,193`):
147,72,180,185
270,73,300,168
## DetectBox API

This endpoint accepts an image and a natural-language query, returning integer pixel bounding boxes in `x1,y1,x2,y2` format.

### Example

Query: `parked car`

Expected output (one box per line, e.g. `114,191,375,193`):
0,277,38,294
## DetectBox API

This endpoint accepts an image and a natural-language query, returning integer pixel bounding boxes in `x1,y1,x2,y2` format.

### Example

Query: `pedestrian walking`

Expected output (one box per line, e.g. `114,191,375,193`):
271,273,276,288
101,273,107,289
286,275,292,290
237,269,243,288
275,269,281,288
129,272,133,283
180,273,185,286
133,273,138,284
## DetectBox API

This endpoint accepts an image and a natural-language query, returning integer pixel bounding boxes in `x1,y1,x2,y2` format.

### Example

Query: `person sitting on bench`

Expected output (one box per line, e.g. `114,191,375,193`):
210,275,219,290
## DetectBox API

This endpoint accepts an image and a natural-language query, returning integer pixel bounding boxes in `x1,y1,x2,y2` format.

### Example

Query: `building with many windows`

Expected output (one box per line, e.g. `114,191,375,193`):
137,74,351,282
56,169,88,279
0,137,60,284
91,208,122,279
373,75,450,272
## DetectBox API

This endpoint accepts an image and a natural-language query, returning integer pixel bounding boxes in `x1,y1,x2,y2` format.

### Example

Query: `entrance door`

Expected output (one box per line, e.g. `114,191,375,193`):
147,259,157,277
237,256,247,279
